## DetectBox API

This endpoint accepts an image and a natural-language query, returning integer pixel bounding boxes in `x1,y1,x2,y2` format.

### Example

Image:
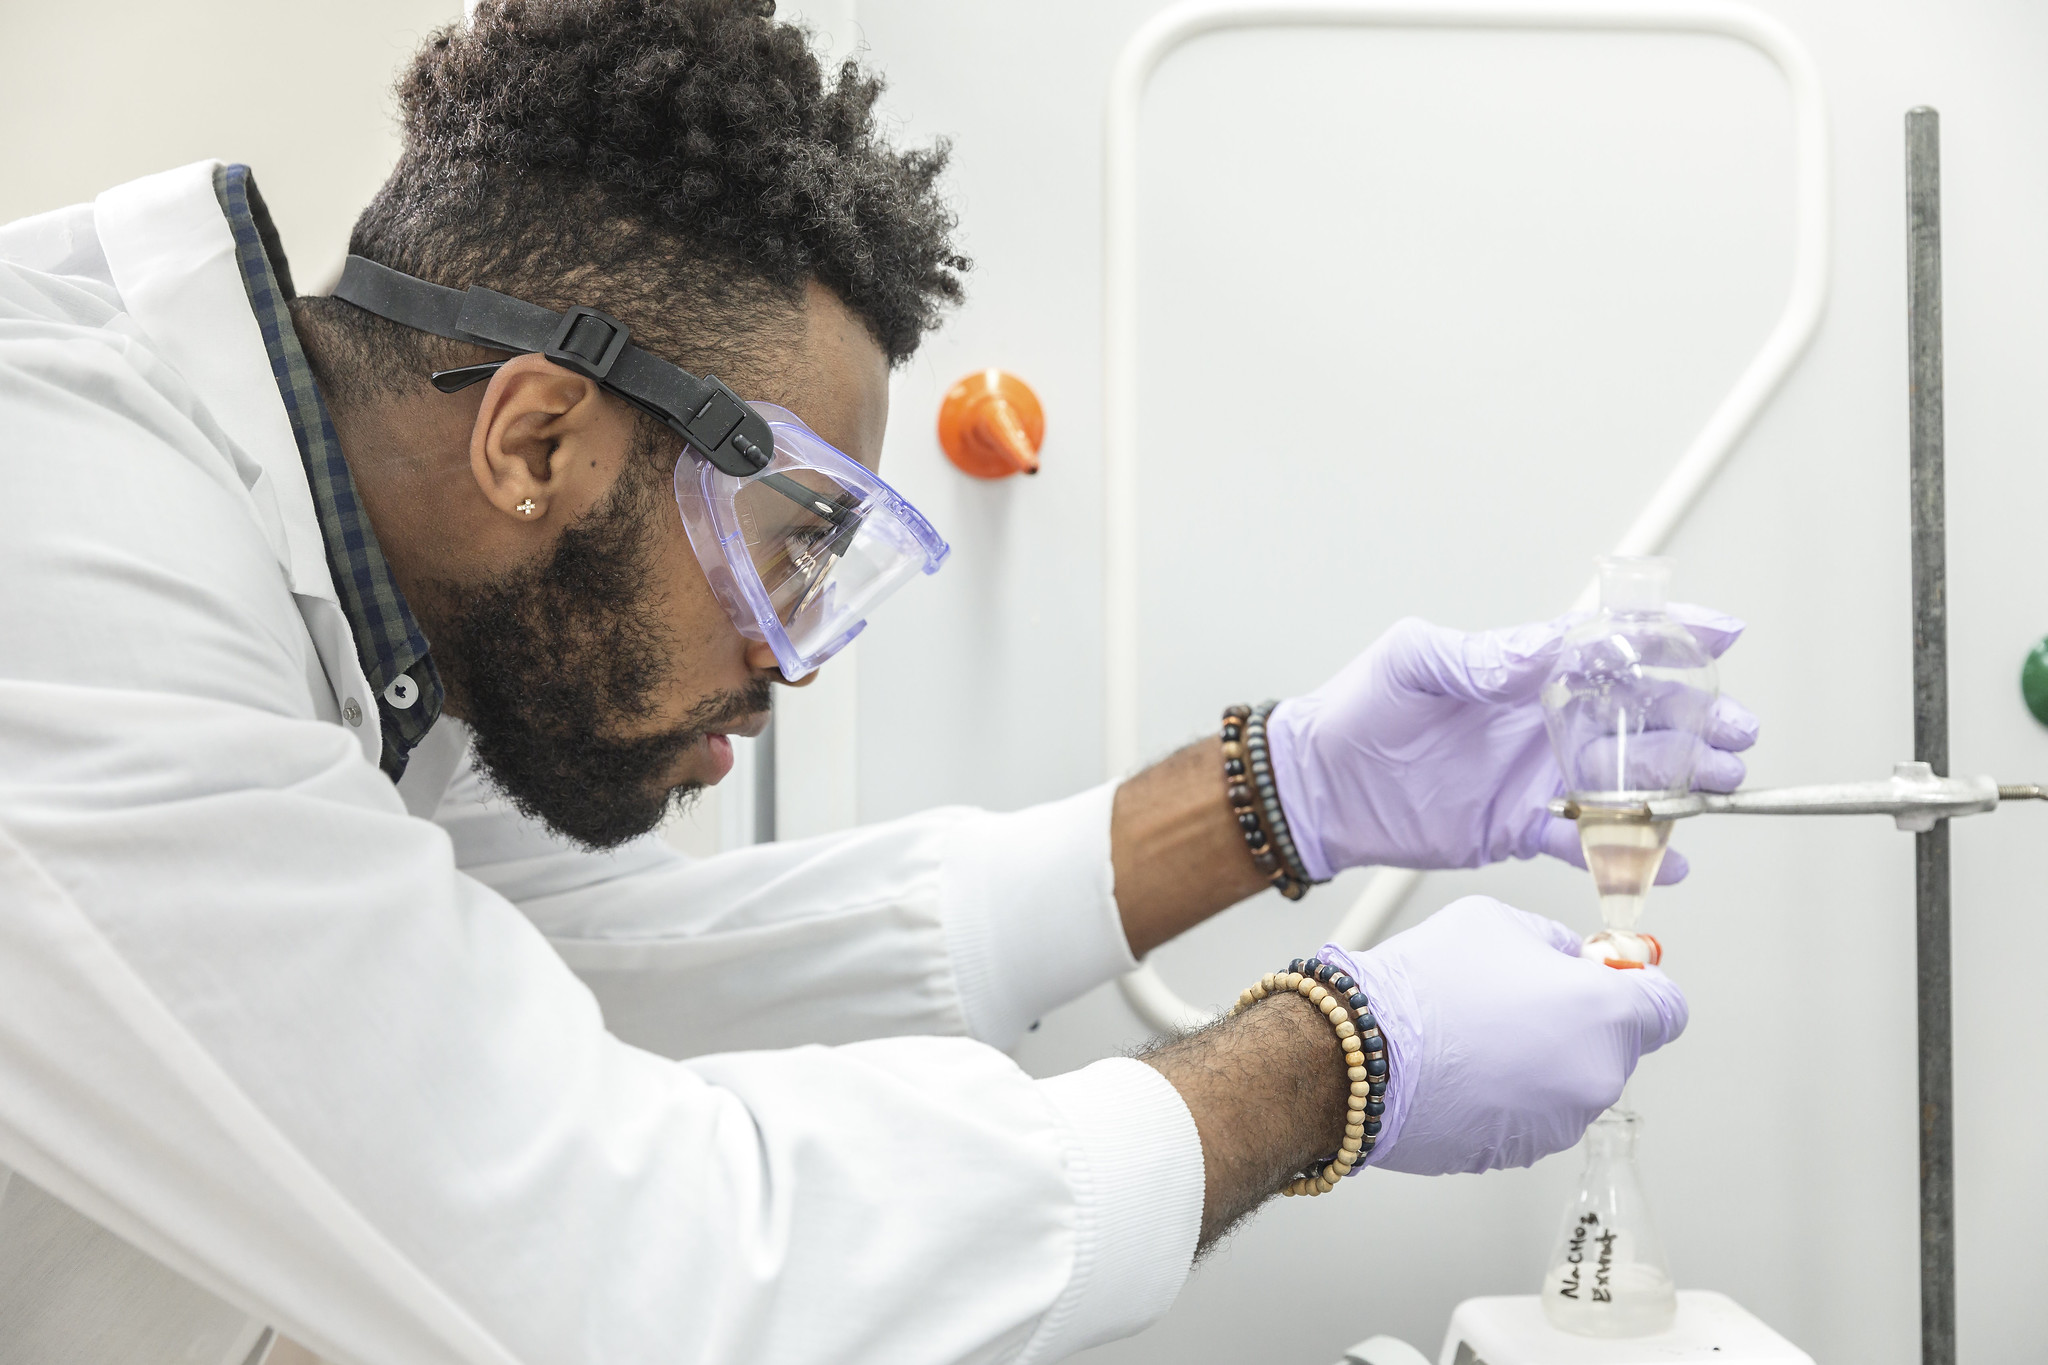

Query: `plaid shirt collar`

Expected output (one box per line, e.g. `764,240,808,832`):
213,164,445,781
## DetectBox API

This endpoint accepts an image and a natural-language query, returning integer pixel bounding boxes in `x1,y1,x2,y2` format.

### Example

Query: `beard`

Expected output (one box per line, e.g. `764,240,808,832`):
423,461,769,849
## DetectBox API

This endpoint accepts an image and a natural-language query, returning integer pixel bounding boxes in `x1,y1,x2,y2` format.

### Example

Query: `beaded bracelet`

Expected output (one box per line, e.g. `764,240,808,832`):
1245,702,1318,889
1221,705,1307,900
1228,955,1389,1196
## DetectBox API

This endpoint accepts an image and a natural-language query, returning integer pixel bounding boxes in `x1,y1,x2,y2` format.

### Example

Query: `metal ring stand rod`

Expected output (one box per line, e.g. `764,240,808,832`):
1904,104,1955,1365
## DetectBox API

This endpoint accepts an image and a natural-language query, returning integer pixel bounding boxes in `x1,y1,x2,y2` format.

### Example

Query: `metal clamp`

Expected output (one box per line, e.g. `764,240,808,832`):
1548,761,2046,832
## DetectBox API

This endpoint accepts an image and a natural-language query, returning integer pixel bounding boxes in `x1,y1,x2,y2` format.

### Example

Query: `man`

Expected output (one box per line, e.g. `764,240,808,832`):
0,1,1756,1361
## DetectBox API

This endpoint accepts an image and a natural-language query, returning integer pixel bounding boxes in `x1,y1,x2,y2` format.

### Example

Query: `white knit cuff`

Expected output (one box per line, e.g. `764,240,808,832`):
1020,1058,1203,1362
939,784,1134,1050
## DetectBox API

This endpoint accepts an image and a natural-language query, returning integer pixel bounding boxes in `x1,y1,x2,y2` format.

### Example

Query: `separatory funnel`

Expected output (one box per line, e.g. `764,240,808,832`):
1540,556,1718,965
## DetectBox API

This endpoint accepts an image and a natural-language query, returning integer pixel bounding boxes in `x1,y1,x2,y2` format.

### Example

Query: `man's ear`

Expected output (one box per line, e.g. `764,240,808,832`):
467,353,620,525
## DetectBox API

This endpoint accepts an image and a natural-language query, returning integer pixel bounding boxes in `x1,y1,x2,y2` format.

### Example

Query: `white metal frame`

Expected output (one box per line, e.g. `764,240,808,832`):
1105,0,1832,1032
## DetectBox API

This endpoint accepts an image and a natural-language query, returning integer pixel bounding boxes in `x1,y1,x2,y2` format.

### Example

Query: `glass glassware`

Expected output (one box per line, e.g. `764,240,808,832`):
1541,556,1718,962
1541,1107,1677,1337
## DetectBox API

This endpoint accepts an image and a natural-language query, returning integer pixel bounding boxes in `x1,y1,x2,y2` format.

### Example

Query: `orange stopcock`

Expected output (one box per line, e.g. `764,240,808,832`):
939,369,1044,478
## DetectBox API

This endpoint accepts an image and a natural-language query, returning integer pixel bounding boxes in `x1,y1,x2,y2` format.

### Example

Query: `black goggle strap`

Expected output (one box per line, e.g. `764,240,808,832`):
432,362,865,545
333,255,774,478
756,473,863,530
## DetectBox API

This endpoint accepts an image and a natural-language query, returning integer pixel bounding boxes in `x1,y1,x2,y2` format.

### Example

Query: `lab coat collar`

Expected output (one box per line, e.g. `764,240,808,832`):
91,161,383,768
212,164,445,781
92,161,335,605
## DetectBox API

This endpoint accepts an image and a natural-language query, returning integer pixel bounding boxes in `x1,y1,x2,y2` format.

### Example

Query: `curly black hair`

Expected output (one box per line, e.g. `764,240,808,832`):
299,0,965,406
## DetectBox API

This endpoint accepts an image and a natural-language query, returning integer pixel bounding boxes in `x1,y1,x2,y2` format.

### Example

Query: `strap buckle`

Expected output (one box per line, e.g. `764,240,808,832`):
543,305,630,381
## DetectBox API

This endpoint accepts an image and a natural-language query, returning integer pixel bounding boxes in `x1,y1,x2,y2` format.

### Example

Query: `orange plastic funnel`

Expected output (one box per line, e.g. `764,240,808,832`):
939,369,1044,478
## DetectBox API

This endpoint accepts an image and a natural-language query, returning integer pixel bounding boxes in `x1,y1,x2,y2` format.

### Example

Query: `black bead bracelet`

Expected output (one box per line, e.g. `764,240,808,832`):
1227,955,1389,1196
1246,702,1318,890
1220,703,1323,899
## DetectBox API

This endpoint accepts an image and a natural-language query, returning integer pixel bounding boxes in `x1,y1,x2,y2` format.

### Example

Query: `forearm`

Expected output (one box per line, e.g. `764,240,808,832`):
1112,737,1271,957
1139,990,1352,1248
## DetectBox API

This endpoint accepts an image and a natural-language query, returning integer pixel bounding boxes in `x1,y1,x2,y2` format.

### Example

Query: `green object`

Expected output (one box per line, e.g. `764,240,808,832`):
2025,637,2048,728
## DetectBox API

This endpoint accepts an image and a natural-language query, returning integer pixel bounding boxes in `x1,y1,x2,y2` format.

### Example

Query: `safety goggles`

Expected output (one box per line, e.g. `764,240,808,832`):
674,404,948,679
331,257,950,678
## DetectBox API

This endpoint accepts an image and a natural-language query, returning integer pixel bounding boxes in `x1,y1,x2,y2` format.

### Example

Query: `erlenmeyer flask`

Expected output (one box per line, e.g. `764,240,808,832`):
1541,1107,1677,1337
1541,556,1717,963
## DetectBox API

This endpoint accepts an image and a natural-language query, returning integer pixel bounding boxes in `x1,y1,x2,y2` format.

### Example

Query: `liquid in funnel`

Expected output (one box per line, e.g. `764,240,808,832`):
1576,807,1674,931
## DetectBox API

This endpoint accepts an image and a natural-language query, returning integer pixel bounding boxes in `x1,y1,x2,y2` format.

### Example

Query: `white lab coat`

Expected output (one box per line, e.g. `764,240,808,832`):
0,162,1204,1365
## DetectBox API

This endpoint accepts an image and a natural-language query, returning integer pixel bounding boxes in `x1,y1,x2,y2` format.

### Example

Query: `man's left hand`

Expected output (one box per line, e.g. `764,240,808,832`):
1266,611,1759,879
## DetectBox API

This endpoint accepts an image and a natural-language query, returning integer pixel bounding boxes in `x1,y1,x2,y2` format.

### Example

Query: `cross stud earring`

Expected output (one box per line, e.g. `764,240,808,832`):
516,499,537,516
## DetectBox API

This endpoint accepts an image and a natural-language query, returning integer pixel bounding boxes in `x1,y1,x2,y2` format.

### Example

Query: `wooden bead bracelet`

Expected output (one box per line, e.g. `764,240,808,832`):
1220,704,1313,900
1228,955,1389,1197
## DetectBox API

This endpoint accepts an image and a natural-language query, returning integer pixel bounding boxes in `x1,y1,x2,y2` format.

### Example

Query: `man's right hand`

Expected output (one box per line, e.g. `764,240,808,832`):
1140,897,1686,1247
1339,896,1688,1175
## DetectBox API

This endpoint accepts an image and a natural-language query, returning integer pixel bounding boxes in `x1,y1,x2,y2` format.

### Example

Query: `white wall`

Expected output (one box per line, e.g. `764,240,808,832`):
847,2,2048,1362
0,0,467,292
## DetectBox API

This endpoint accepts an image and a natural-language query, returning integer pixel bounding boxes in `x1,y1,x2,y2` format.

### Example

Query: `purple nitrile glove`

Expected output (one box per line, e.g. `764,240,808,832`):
1267,609,1759,881
1318,896,1688,1175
